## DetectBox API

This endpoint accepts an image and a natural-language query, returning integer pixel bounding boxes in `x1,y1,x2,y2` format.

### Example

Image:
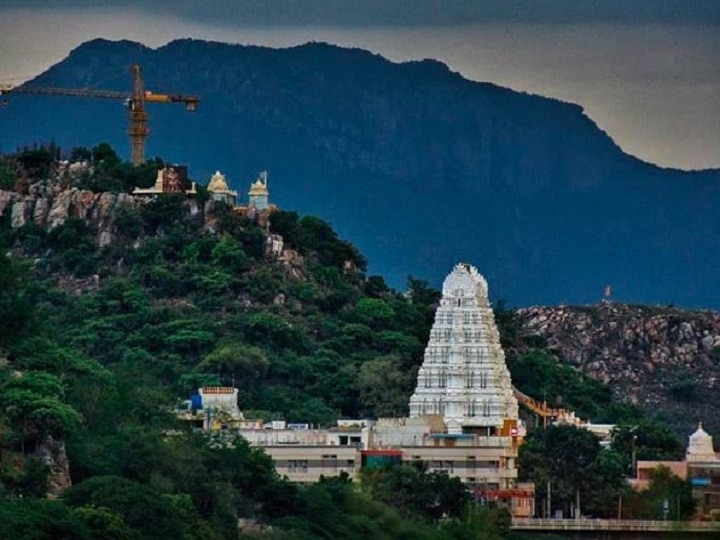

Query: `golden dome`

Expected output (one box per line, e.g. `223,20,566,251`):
208,171,230,193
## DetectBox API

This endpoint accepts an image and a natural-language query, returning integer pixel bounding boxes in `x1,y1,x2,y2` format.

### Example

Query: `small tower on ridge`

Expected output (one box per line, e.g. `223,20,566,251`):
248,171,270,210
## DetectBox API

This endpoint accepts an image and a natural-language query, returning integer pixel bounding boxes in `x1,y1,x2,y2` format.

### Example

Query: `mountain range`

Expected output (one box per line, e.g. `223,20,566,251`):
1,38,719,308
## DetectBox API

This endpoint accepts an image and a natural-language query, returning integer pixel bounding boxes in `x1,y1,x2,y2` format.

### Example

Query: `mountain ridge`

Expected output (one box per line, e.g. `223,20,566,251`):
3,38,719,308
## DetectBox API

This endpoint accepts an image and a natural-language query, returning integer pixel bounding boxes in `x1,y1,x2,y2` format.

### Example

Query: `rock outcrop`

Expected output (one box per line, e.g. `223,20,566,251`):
1,187,148,245
515,302,720,433
37,435,72,498
0,186,300,276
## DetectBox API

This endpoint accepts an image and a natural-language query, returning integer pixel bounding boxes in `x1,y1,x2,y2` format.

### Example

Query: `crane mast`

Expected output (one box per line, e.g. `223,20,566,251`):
1,65,199,166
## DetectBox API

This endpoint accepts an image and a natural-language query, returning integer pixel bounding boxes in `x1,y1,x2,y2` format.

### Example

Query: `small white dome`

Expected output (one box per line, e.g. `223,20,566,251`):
686,422,717,462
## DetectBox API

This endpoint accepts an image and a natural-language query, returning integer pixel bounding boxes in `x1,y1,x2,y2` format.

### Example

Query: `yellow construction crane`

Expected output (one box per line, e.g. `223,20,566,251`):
0,65,199,166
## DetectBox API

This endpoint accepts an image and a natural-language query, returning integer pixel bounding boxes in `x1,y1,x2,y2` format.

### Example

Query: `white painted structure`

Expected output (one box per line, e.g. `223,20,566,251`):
409,263,518,431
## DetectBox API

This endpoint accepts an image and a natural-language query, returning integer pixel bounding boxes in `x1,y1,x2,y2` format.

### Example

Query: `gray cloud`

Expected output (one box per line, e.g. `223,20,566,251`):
1,0,720,27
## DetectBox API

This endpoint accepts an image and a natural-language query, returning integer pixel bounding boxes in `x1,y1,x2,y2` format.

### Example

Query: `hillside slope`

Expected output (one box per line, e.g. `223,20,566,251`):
1,39,719,308
515,303,720,435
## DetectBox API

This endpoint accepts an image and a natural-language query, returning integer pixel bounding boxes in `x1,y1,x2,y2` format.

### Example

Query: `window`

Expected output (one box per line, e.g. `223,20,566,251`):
468,399,477,416
432,461,454,473
424,372,431,388
288,460,308,473
467,372,475,389
483,401,491,417
439,371,447,388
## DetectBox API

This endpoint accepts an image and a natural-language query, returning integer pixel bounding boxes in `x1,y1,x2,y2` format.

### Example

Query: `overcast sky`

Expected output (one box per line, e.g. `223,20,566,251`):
1,1,719,170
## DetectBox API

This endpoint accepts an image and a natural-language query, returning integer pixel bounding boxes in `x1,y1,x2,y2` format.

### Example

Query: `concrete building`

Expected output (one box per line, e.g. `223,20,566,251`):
632,422,720,520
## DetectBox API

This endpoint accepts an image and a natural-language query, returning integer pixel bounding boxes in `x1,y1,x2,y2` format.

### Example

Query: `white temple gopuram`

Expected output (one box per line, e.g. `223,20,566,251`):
409,263,518,433
176,263,535,516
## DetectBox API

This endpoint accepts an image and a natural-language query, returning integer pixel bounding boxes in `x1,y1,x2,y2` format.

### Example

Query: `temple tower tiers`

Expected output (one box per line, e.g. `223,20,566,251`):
248,171,269,210
409,263,518,428
687,422,717,462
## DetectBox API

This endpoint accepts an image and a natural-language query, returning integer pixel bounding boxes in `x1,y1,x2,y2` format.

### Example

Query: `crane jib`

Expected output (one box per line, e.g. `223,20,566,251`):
1,65,200,166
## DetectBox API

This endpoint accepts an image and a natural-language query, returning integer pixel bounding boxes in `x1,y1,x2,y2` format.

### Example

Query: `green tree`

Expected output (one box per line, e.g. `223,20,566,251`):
244,312,307,352
348,298,395,330
0,499,89,540
0,160,15,190
114,203,143,243
0,249,34,345
91,143,120,167
510,350,621,422
358,355,412,418
626,466,695,520
210,235,248,271
269,210,303,248
1,371,83,453
611,422,684,471
196,342,270,387
71,506,136,540
407,276,441,308
16,147,54,179
519,425,616,517
63,476,194,540
70,146,92,162
0,456,50,498
363,465,471,522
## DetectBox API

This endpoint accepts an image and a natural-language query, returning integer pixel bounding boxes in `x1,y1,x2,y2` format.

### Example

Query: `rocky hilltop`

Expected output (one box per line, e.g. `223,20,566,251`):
516,302,720,433
1,187,142,247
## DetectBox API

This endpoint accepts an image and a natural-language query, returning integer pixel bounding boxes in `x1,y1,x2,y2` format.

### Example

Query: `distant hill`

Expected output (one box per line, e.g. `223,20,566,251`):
2,38,719,307
514,302,720,435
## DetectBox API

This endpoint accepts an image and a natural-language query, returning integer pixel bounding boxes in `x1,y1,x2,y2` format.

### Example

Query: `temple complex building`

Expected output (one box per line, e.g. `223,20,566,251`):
248,171,270,210
177,263,533,517
206,170,237,206
132,166,197,196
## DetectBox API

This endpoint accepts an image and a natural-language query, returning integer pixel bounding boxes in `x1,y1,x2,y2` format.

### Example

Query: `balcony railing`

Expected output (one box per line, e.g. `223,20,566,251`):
512,518,720,532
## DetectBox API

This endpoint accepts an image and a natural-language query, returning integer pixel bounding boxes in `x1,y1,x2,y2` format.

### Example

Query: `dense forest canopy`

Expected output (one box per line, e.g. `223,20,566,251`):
0,145,693,537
